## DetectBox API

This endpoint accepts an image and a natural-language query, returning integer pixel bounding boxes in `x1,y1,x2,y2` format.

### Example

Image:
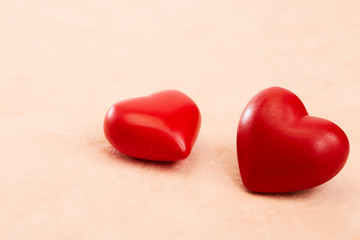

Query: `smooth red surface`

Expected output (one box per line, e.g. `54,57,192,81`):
104,90,201,161
237,87,350,193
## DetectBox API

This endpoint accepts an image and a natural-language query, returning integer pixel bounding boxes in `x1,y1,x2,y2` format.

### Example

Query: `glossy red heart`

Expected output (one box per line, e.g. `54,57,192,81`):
237,87,349,193
104,90,201,161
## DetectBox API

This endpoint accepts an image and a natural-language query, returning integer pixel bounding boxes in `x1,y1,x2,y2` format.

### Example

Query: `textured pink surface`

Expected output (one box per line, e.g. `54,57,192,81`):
1,1,360,239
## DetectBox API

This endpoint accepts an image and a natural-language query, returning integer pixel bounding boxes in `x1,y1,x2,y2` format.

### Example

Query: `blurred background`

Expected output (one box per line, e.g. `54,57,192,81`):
1,1,359,239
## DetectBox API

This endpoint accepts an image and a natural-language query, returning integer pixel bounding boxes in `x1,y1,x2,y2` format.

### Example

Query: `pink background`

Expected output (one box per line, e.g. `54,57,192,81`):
1,0,359,239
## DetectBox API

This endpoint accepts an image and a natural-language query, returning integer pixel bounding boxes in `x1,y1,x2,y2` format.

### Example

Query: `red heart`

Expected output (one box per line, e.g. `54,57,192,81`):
237,87,349,193
104,90,201,161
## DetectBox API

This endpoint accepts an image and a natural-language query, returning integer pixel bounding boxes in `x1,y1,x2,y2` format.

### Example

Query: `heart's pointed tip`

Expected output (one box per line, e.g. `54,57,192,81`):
170,141,192,160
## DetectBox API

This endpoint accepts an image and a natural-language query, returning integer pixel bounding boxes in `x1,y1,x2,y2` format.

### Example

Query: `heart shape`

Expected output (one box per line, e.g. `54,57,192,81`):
104,90,201,161
237,87,349,193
